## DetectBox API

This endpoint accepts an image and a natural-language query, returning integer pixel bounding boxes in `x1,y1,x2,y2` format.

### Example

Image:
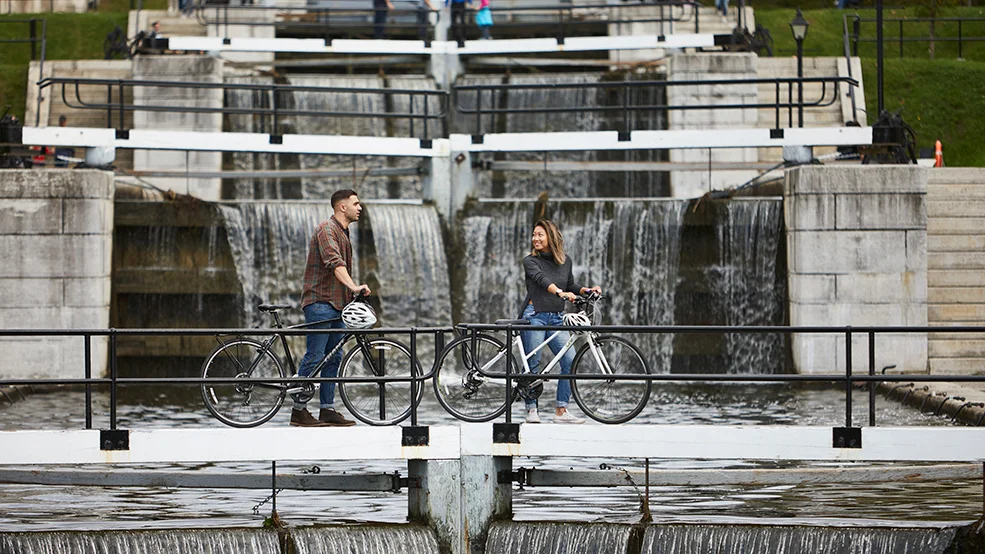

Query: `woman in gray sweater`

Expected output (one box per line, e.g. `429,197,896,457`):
521,219,601,424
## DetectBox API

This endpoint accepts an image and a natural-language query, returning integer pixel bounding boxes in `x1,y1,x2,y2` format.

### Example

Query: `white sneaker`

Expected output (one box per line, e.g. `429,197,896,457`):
525,409,541,424
554,410,585,424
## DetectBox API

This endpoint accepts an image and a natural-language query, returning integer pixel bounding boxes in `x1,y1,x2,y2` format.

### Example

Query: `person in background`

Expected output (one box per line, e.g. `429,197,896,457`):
416,0,436,42
716,0,728,20
446,0,472,45
475,0,492,40
374,0,396,39
519,219,602,425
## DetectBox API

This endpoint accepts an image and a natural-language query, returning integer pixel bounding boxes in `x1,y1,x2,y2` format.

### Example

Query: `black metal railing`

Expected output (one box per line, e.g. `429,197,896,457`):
193,0,443,43
454,76,859,137
849,15,985,59
841,15,860,126
2,323,985,430
34,77,448,143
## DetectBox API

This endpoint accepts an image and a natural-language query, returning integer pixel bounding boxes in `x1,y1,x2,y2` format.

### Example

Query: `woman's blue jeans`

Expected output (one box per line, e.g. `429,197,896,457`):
295,301,346,410
520,304,575,409
716,0,728,16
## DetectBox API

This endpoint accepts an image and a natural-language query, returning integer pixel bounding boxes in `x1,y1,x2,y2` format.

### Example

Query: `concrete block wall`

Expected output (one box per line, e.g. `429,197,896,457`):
2,0,87,13
0,170,114,379
667,53,759,199
926,168,985,375
132,55,223,200
785,166,928,375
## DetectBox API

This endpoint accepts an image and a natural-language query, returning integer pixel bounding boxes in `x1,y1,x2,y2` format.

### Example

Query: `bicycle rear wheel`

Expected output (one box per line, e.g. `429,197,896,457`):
571,335,650,424
339,337,423,426
201,338,286,428
433,334,512,423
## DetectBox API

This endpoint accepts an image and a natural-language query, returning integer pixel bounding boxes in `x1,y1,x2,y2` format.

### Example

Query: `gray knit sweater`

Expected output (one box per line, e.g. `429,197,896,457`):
523,252,584,313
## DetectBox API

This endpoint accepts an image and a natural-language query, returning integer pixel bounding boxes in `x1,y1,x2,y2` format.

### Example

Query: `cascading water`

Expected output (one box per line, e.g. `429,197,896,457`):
223,75,294,200
642,524,958,554
362,203,451,326
716,199,786,374
289,524,439,554
454,72,668,198
453,200,686,371
485,522,637,554
0,528,280,554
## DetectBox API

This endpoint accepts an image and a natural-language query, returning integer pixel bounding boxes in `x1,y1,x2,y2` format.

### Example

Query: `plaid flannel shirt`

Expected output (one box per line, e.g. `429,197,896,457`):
301,216,353,311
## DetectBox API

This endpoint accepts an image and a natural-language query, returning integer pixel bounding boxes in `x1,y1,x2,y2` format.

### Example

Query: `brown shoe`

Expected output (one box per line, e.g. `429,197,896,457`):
319,408,356,427
291,408,329,427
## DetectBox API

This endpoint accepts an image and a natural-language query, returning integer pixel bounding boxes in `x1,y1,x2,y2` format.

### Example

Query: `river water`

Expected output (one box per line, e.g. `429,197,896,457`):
0,384,976,534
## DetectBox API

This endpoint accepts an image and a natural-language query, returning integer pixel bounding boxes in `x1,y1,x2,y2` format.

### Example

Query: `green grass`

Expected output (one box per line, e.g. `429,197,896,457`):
0,64,29,121
0,13,129,66
862,57,985,167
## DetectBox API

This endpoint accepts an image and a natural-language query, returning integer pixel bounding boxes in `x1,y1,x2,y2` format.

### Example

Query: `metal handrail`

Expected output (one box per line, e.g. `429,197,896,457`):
1,323,984,429
849,14,985,59
842,14,859,125
454,76,859,135
35,77,447,141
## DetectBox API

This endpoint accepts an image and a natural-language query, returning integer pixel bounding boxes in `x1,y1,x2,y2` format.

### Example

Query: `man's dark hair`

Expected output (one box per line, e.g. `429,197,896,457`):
331,189,358,209
58,115,67,125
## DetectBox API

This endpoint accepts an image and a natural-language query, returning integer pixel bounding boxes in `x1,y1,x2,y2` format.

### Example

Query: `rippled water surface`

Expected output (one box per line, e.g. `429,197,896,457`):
0,384,977,532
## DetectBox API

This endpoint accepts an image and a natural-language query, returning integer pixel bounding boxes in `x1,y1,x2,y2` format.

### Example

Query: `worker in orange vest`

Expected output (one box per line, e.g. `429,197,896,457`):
934,140,944,167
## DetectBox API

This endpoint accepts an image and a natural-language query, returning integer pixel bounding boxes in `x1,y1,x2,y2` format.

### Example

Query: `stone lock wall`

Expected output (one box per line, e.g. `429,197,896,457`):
785,166,928,374
0,170,114,379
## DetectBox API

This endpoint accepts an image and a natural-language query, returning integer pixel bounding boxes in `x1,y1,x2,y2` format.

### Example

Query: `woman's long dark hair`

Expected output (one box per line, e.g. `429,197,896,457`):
530,219,566,265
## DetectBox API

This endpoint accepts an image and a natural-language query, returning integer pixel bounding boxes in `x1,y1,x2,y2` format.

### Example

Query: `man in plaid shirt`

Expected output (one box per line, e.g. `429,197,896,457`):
292,189,371,427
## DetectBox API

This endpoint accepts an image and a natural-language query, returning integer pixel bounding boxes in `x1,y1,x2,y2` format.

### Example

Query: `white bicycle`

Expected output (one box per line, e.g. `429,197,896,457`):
433,292,652,424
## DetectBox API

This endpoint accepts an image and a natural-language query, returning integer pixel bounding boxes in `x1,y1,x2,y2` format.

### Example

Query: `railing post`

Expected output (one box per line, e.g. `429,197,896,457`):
29,19,36,61
118,81,126,132
110,328,118,431
852,17,860,57
410,328,418,427
504,325,513,424
271,85,278,137
409,92,415,139
868,330,876,427
958,20,963,60
899,20,903,59
423,91,430,141
84,333,92,430
845,327,853,429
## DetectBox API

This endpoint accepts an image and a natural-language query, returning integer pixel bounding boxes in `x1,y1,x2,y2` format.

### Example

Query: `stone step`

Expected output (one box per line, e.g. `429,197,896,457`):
928,358,985,375
928,235,985,252
929,340,985,358
930,288,985,304
930,304,985,322
929,217,985,235
929,253,985,270
928,200,985,218
930,270,985,288
927,183,985,199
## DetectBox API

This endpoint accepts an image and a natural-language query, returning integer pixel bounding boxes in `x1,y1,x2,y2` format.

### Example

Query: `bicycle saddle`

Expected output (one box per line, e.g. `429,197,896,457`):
258,303,292,312
494,319,530,325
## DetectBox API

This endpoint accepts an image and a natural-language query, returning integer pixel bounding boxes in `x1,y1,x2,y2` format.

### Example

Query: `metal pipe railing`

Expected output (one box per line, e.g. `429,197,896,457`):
849,15,985,59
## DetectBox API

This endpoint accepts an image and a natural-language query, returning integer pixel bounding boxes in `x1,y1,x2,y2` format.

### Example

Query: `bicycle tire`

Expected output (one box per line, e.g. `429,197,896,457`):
201,337,286,428
338,337,424,426
571,335,651,424
433,334,513,423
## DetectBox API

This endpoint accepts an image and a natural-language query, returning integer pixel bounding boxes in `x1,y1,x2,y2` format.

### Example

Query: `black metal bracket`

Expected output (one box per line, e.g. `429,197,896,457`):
493,422,520,444
770,128,784,139
833,427,862,449
498,467,527,485
402,426,430,447
618,131,631,142
471,134,484,144
222,37,231,45
420,139,432,149
657,35,666,42
100,429,129,451
713,34,732,47
556,37,565,46
115,129,129,140
269,134,283,145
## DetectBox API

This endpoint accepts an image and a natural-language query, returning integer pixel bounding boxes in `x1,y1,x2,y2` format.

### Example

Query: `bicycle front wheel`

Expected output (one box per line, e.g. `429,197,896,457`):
201,338,286,428
339,338,423,426
571,335,651,424
433,334,512,423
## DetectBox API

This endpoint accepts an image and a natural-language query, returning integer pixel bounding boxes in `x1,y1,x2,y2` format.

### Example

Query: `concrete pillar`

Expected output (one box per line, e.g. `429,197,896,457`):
785,166,929,375
408,455,512,554
667,53,759,199
132,56,223,201
428,5,461,90
426,146,473,224
0,170,114,379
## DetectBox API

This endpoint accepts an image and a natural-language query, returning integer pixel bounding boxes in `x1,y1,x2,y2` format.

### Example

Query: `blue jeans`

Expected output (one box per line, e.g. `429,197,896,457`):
520,304,575,409
716,0,728,16
373,9,387,39
295,302,346,410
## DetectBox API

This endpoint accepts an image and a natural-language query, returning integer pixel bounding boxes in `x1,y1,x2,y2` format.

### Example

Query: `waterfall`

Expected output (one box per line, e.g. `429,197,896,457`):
363,203,452,327
485,522,636,554
454,72,668,198
0,528,279,554
454,200,685,371
642,524,958,554
218,201,450,329
290,524,439,554
223,75,293,200
716,199,786,374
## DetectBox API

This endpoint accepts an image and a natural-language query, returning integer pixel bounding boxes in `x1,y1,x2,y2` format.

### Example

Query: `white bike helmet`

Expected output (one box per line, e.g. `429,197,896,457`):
342,300,377,329
563,312,592,327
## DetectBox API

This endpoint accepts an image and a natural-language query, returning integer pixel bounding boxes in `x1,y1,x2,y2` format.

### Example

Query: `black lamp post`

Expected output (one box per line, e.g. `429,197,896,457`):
789,8,809,128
